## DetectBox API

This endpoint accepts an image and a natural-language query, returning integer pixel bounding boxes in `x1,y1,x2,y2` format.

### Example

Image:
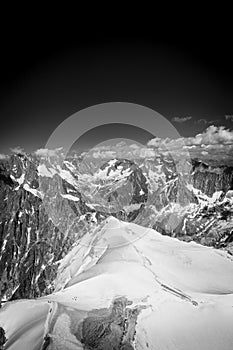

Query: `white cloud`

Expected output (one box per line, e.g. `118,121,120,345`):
0,153,8,160
146,126,233,165
92,145,112,151
197,118,208,124
115,141,128,148
147,137,186,152
185,126,233,146
147,137,163,148
84,143,156,160
225,115,233,121
92,150,117,159
129,144,140,149
10,146,25,154
172,116,192,123
132,147,155,158
34,148,63,157
147,137,174,148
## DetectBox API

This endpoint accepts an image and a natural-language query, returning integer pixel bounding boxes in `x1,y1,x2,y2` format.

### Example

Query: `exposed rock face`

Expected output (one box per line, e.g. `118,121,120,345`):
136,158,233,252
80,297,142,350
0,327,7,349
100,159,148,205
97,159,148,221
0,154,76,301
192,160,233,196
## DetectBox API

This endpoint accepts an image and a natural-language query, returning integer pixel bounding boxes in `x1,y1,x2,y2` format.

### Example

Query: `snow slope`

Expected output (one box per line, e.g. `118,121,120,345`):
1,217,233,349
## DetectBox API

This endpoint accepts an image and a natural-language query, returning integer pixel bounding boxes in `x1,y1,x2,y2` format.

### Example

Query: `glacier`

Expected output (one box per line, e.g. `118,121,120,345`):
1,217,233,349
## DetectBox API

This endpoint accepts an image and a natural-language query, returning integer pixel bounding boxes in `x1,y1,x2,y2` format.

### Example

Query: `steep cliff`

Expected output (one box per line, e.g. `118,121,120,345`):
0,154,77,301
192,159,233,196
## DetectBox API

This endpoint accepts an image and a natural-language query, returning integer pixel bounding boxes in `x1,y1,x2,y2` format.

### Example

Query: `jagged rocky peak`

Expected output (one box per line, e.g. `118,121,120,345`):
0,153,39,191
99,158,148,205
192,158,233,196
0,154,94,303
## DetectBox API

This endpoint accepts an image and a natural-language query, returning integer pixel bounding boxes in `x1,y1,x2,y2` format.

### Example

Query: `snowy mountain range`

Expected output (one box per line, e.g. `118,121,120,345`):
0,146,233,349
0,150,233,304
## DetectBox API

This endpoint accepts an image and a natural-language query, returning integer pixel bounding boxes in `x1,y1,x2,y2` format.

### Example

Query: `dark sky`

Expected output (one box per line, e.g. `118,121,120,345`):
1,20,233,153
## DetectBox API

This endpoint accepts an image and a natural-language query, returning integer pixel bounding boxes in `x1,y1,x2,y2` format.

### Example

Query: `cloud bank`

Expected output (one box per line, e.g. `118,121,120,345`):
10,146,25,154
4,126,233,166
147,126,233,165
77,126,233,165
34,148,63,157
225,115,233,121
185,126,233,145
0,154,8,160
84,141,156,160
172,116,192,123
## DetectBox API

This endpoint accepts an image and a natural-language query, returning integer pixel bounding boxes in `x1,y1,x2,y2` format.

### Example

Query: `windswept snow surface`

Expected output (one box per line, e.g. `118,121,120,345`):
1,217,233,349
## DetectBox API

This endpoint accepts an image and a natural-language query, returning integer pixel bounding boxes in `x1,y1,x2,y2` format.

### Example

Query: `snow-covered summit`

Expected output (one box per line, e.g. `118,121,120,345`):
1,218,233,349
